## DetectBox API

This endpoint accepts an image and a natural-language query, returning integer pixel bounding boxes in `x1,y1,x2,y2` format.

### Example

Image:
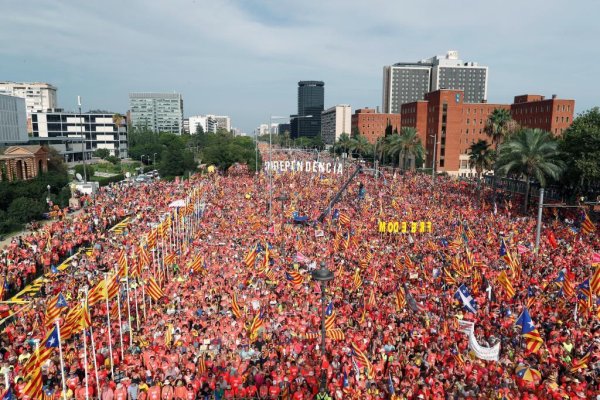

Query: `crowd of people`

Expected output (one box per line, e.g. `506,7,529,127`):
0,150,599,399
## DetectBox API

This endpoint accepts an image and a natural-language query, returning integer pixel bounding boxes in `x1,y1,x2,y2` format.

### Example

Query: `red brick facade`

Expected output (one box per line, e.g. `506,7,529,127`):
400,90,574,176
511,94,574,135
351,108,401,144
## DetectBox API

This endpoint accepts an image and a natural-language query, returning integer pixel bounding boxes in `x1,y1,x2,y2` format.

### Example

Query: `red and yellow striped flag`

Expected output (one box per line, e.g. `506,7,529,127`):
497,271,516,298
146,277,164,301
231,292,242,319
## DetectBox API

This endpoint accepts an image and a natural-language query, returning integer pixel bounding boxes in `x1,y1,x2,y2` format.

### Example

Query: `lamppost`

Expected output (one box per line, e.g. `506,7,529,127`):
46,185,51,206
153,153,158,166
268,115,311,222
430,133,438,187
78,96,88,183
311,261,334,395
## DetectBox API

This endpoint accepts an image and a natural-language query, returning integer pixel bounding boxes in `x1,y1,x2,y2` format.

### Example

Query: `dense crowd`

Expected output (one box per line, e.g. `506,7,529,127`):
1,151,599,399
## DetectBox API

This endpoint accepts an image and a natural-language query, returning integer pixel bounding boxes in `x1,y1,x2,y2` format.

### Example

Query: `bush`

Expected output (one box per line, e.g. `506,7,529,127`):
105,155,121,165
74,164,95,179
7,197,47,224
90,174,124,186
93,148,110,159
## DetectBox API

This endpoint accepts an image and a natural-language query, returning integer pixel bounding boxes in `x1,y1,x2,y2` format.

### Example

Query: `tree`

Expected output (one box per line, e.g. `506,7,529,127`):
7,197,47,224
559,107,600,192
496,129,565,213
468,140,494,179
94,148,110,159
484,108,513,150
195,123,205,135
200,135,260,173
112,113,124,130
398,127,425,170
335,133,352,156
384,121,393,137
349,135,372,159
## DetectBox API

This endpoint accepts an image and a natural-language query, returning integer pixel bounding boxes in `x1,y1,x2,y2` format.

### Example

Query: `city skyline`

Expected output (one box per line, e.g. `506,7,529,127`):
1,0,598,134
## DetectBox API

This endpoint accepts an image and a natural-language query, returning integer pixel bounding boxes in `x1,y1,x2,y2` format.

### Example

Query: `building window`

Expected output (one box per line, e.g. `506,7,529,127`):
439,160,445,167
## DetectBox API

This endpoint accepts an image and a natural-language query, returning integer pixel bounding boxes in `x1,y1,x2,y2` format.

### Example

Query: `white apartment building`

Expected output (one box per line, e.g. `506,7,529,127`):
189,115,218,134
0,82,58,114
321,104,351,145
383,51,488,113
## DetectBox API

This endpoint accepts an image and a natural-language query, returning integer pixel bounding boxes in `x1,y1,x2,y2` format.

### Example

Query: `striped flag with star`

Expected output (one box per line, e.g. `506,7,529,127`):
244,245,257,269
44,292,68,328
515,308,544,354
350,342,374,379
231,292,242,319
570,347,592,373
285,270,304,286
581,212,596,235
325,301,336,330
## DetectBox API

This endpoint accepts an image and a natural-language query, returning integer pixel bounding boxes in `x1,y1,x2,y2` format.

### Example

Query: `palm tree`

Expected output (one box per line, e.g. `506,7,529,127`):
385,128,424,170
496,129,565,213
336,133,352,156
385,133,403,168
112,113,124,129
484,108,512,150
468,139,494,179
398,127,425,170
349,135,372,159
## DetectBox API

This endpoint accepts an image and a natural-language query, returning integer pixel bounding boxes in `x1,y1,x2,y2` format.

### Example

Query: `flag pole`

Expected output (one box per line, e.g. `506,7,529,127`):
104,273,114,378
141,279,147,321
55,320,68,400
80,299,90,400
133,282,140,331
124,258,134,346
87,303,101,398
114,267,125,360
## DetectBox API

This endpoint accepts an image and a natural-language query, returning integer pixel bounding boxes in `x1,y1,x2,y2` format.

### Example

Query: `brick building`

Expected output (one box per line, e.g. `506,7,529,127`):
401,90,574,177
511,94,574,136
0,145,49,182
351,108,401,144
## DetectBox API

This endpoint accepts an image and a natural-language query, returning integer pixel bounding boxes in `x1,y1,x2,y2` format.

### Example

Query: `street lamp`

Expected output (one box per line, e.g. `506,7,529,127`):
311,261,334,395
429,133,439,186
46,184,51,205
267,115,312,222
153,153,158,165
78,96,88,183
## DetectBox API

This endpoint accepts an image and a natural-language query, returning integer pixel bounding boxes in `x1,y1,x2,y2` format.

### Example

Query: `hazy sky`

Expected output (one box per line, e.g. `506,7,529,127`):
1,0,598,133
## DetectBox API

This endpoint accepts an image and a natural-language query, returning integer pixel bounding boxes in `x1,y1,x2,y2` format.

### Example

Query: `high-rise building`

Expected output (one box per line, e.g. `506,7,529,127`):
0,82,58,114
291,81,324,138
383,51,488,113
31,111,128,161
321,105,351,145
213,115,231,132
0,94,28,145
189,115,218,134
129,92,183,134
351,108,401,144
401,89,574,177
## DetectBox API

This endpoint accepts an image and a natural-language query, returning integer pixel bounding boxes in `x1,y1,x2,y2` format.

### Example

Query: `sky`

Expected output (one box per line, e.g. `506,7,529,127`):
1,0,599,134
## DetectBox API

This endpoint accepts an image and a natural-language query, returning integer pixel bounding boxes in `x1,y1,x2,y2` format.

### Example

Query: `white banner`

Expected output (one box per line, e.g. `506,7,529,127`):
457,320,500,361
